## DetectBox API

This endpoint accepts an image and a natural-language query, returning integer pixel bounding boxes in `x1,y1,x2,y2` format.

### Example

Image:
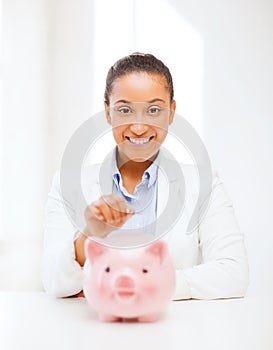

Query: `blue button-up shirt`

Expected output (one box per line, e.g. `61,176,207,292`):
111,150,159,235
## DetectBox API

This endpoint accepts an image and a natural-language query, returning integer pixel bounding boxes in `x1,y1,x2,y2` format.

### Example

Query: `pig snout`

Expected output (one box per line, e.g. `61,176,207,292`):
115,276,135,289
114,275,136,302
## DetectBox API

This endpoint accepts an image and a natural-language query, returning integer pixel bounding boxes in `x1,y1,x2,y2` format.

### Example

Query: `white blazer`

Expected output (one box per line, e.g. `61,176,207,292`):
42,151,249,300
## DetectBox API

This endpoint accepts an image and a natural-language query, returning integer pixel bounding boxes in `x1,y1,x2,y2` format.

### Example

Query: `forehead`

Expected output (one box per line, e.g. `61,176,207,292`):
110,72,169,103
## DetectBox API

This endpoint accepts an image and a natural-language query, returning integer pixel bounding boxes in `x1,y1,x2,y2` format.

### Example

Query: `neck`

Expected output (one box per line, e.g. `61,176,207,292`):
117,151,158,179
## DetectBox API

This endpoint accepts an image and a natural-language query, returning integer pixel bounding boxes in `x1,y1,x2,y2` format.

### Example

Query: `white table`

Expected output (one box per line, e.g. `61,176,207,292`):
0,291,272,350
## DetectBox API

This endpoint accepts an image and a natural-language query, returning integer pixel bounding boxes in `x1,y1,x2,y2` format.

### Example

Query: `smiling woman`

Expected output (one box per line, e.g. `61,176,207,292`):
42,53,249,300
103,54,175,167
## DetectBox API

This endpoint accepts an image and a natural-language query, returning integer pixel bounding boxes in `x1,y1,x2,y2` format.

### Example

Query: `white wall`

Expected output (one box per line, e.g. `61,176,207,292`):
168,0,273,297
0,0,49,289
47,0,95,176
0,0,95,290
1,0,48,240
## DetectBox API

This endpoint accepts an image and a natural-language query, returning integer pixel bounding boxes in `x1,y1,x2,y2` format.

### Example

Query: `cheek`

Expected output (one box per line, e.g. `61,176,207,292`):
140,275,159,295
97,271,112,294
155,126,168,143
112,125,124,144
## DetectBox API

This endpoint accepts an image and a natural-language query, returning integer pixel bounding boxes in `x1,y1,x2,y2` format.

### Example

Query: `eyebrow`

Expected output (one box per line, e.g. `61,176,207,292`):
114,98,166,105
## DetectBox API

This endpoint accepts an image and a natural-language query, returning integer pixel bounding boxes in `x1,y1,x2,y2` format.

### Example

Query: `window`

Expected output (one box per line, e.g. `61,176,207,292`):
88,0,203,164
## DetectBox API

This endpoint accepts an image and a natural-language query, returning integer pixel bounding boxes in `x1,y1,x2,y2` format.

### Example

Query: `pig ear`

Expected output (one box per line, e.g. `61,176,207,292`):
85,239,107,264
146,241,166,264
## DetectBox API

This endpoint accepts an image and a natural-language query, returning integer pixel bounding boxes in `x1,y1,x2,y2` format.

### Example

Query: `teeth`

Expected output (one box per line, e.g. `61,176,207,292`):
129,137,150,145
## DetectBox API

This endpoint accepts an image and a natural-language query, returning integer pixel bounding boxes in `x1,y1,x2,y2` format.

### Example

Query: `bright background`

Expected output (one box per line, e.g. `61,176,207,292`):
0,0,272,297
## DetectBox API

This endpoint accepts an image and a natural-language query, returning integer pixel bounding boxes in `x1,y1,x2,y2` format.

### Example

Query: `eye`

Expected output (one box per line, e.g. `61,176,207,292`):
142,268,148,274
105,266,110,273
147,106,162,115
118,107,132,114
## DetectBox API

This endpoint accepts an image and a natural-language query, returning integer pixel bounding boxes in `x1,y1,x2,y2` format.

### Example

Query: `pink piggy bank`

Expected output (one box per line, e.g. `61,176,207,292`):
83,239,176,322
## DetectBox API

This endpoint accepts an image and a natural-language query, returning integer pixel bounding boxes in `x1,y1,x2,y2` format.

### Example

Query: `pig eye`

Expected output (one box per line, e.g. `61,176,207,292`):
142,268,148,273
105,267,110,273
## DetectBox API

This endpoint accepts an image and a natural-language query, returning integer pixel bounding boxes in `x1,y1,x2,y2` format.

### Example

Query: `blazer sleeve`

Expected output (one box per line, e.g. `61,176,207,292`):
173,171,249,300
41,171,84,297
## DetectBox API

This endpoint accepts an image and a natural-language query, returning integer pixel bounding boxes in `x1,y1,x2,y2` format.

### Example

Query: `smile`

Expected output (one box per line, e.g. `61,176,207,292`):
127,136,153,145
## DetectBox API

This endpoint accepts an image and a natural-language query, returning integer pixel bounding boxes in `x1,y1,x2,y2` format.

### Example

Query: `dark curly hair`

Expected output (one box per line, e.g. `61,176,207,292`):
104,53,174,105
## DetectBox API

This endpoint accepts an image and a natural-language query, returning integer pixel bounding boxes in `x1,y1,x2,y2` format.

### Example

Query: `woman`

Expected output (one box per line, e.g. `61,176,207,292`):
42,53,249,299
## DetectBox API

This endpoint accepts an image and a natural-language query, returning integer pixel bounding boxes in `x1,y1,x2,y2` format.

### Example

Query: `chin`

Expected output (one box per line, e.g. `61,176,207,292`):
118,144,160,164
127,151,159,163
130,157,151,163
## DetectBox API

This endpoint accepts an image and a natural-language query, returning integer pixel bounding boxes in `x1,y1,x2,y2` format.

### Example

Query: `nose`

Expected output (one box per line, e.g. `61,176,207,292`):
115,275,135,289
130,123,149,135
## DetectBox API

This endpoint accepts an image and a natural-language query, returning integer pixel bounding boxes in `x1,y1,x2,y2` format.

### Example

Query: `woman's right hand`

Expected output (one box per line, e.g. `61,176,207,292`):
84,194,134,238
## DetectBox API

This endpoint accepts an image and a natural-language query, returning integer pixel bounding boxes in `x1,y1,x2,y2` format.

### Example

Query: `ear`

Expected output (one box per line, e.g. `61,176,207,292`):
85,239,107,264
104,102,112,125
168,100,176,125
146,240,167,264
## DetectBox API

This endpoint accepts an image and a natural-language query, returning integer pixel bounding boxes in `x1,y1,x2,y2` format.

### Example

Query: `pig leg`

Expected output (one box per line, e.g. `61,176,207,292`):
138,314,159,322
98,312,120,322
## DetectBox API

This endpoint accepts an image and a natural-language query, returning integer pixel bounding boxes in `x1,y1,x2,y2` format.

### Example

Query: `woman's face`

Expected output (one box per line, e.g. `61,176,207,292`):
105,72,176,163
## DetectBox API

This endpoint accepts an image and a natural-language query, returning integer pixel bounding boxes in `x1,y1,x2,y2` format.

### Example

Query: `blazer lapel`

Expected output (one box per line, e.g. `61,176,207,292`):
157,167,169,217
157,150,185,219
82,149,114,203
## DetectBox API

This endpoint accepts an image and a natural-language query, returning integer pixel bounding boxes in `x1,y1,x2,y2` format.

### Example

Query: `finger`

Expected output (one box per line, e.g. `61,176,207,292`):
101,196,123,224
86,198,113,224
90,203,105,221
113,199,134,227
110,195,135,224
111,194,134,214
102,195,134,228
85,203,103,221
102,195,121,224
116,196,134,216
88,195,134,227
112,195,130,222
